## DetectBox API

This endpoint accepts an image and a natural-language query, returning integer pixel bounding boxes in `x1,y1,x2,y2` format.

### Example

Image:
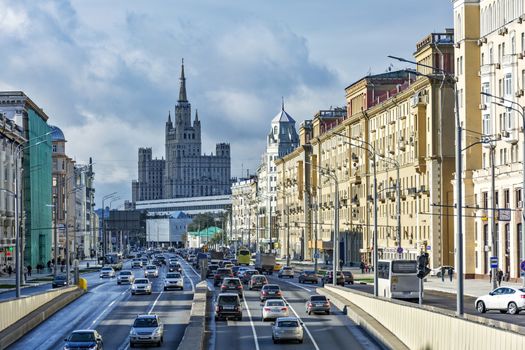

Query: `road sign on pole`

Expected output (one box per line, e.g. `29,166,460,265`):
397,246,403,255
520,260,525,272
490,256,498,269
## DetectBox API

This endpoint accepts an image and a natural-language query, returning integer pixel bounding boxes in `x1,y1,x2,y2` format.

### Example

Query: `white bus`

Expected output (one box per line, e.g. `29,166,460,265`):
377,259,419,299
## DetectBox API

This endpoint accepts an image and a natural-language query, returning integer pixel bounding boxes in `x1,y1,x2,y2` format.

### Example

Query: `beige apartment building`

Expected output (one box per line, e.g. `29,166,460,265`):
454,0,525,280
277,30,456,268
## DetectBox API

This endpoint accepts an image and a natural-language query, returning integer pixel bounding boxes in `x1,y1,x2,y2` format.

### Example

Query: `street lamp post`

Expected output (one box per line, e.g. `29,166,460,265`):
101,192,117,258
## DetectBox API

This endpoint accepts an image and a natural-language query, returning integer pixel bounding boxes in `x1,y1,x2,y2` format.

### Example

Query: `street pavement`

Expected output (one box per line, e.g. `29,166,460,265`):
8,255,200,350
208,271,379,350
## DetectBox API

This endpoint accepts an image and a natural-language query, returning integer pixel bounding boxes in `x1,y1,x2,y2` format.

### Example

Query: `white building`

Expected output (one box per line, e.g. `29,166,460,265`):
231,177,257,248
146,211,192,246
136,195,231,217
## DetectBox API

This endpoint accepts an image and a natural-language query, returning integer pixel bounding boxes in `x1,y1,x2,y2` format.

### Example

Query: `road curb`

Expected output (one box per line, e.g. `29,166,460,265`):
0,287,85,349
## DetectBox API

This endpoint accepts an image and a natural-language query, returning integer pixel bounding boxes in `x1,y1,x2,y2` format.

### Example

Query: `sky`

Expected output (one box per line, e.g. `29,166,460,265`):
0,0,453,208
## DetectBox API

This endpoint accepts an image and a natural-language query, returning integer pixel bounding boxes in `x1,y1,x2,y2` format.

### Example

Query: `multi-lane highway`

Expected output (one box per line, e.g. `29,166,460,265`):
208,272,380,350
8,255,201,350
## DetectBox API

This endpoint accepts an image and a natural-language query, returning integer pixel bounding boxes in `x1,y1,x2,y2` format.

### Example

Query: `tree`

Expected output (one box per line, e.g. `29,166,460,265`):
187,213,216,232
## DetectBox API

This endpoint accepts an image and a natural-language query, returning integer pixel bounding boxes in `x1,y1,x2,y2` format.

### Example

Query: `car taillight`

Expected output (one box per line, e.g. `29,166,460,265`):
521,295,525,299
237,285,242,289
221,285,227,289
264,307,271,311
214,274,220,278
215,305,221,311
263,291,268,295
281,307,288,311
276,291,281,295
324,303,330,307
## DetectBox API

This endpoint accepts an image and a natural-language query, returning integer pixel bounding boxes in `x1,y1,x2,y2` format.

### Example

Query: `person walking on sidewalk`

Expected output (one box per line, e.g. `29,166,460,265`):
441,266,445,282
7,265,12,277
496,269,503,287
360,261,365,274
448,267,453,282
27,265,32,277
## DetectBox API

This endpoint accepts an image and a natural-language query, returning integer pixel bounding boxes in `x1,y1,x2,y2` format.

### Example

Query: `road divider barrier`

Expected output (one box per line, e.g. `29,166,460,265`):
177,280,210,350
0,286,84,349
319,285,525,350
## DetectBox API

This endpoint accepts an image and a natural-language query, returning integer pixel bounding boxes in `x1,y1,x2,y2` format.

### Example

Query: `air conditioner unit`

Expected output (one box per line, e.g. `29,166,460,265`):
519,16,524,24
477,70,482,77
516,89,524,98
399,145,406,151
479,103,487,110
419,185,427,194
518,200,523,209
519,52,525,60
498,27,508,36
454,42,460,48
501,130,510,138
495,63,501,69
389,148,395,155
408,187,418,197
477,37,487,46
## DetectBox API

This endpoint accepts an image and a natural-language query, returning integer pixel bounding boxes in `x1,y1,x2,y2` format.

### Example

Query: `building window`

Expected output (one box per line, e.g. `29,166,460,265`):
505,74,513,96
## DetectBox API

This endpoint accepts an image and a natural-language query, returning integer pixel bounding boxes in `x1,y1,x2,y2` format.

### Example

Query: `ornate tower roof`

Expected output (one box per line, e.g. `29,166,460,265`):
178,58,187,102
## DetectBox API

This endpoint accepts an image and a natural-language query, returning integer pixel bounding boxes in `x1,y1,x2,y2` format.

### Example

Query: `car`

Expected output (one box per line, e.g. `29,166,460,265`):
298,270,318,284
64,329,103,350
117,270,135,285
262,299,289,321
323,271,345,286
129,314,164,347
99,267,115,278
144,265,159,278
220,277,244,299
272,317,304,344
430,265,454,277
164,272,184,291
260,284,282,302
214,268,233,286
306,294,331,315
131,278,152,295
475,287,525,315
240,269,259,284
231,265,241,276
342,271,354,285
278,266,295,279
141,257,149,266
52,275,70,288
206,264,219,278
131,259,143,269
168,262,182,272
236,266,249,277
157,256,166,265
249,275,268,290
274,262,283,272
215,293,242,321
224,263,234,269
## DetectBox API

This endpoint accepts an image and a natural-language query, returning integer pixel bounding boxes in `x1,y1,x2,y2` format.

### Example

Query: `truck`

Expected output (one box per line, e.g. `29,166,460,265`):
255,253,276,275
210,251,224,261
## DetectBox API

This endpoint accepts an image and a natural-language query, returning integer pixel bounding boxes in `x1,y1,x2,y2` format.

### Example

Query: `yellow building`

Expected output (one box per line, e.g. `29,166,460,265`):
276,30,457,268
454,0,525,280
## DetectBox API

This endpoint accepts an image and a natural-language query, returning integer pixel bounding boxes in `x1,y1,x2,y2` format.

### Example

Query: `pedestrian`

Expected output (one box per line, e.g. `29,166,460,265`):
27,265,32,277
47,260,51,272
339,259,343,270
441,266,445,282
489,269,492,283
7,265,12,277
448,267,453,282
23,266,27,280
360,261,365,274
496,269,503,286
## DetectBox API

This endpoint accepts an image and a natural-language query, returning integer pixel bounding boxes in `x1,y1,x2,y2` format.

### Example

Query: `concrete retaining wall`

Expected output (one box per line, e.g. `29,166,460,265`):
177,281,209,350
323,285,525,350
0,286,78,332
0,286,84,349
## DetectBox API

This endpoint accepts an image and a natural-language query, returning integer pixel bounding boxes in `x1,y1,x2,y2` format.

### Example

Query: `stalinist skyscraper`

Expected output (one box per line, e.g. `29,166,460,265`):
132,60,231,202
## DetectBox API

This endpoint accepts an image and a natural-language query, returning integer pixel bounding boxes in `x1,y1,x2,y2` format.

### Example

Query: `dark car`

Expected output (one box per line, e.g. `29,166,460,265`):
240,269,258,284
260,284,282,302
298,270,318,284
342,271,354,285
64,330,103,349
168,263,182,272
214,268,233,286
215,293,242,321
305,295,331,315
52,275,70,288
323,271,345,286
231,265,241,276
220,277,244,299
206,264,219,278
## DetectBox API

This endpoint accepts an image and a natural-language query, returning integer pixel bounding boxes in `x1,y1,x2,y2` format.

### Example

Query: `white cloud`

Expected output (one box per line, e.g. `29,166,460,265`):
0,2,29,38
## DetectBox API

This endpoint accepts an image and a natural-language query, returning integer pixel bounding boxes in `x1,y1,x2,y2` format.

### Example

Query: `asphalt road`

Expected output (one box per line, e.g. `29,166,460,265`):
209,272,379,350
8,256,200,350
346,283,525,327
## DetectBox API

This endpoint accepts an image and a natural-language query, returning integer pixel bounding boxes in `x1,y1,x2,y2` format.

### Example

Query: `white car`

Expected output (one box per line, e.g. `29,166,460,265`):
117,270,135,284
164,272,184,291
131,278,152,295
262,299,289,321
237,266,249,277
145,265,159,278
99,267,115,278
475,286,525,315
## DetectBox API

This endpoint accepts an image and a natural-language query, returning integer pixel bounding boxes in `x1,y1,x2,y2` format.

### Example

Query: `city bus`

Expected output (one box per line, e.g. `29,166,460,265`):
377,259,419,299
237,247,251,265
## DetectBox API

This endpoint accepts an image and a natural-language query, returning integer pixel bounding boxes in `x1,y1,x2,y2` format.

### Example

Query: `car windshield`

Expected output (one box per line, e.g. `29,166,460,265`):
133,317,158,328
120,271,132,276
266,300,284,306
101,268,112,271
55,276,66,280
264,285,280,291
166,273,181,278
69,332,95,342
146,266,156,270
278,320,299,328
218,269,231,274
218,295,238,305
135,279,149,284
310,296,327,302
283,267,292,270
225,279,240,286
304,271,315,275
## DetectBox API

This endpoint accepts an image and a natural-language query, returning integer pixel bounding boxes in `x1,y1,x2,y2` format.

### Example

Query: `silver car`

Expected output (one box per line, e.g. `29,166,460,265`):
272,317,304,344
262,299,289,321
164,272,184,291
117,270,135,285
278,266,294,279
144,265,159,278
129,314,164,347
99,267,115,278
131,278,152,295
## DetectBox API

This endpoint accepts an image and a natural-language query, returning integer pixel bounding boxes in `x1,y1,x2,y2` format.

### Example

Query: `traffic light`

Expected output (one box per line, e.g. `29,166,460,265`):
417,253,431,279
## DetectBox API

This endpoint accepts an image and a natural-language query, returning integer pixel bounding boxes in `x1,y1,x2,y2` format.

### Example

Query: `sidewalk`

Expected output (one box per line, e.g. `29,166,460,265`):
424,276,521,298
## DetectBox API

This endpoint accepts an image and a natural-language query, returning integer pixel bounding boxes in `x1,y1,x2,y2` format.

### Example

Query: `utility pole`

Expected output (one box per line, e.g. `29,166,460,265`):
490,144,498,291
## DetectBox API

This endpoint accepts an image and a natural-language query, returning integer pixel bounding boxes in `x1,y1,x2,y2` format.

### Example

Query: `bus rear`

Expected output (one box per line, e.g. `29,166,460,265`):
390,260,418,299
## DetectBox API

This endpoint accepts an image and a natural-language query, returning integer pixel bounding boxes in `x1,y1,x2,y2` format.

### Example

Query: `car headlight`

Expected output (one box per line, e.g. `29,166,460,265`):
154,328,162,335
132,285,137,290
88,346,97,350
130,329,137,336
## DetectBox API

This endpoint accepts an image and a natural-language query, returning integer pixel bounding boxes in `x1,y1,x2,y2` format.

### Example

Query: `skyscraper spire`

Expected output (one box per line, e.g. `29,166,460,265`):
178,58,187,102
167,110,171,123
281,96,285,111
195,109,199,122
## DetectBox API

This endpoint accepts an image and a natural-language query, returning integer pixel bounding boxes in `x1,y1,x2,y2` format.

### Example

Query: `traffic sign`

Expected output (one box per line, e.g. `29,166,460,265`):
314,252,320,259
490,256,498,269
521,260,525,272
397,246,403,254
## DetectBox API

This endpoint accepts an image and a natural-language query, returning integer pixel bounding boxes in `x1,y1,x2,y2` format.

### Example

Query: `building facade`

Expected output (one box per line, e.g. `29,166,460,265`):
145,211,191,247
231,177,257,249
132,61,231,202
454,0,525,280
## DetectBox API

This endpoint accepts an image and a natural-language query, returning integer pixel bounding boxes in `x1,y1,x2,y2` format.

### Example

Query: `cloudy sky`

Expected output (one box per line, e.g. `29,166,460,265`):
0,0,452,207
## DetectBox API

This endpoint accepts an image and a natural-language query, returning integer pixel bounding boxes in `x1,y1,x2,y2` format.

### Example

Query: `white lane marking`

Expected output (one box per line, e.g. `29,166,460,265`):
242,297,260,350
89,288,129,329
281,296,320,350
282,280,313,292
